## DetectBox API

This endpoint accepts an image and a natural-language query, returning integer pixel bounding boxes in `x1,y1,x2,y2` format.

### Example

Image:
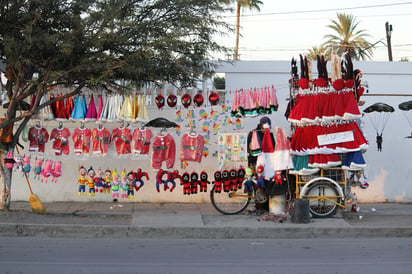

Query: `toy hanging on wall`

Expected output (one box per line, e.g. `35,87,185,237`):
40,159,53,183
87,167,96,197
181,172,191,195
13,155,23,171
155,169,169,192
199,171,210,192
33,157,44,180
212,171,223,193
22,155,31,177
229,169,237,191
110,169,120,199
134,168,149,192
51,160,62,183
190,172,199,194
77,166,88,196
119,169,129,199
94,167,104,193
222,170,231,192
165,170,180,192
103,169,112,194
243,168,256,193
127,171,136,199
237,167,246,190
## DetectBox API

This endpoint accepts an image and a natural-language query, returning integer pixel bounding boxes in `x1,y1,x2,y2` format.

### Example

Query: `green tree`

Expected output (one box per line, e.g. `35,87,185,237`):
0,0,230,210
221,0,263,60
323,13,374,60
307,45,331,61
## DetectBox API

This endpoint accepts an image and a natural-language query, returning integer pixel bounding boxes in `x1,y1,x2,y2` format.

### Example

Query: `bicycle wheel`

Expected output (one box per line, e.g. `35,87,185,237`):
210,185,251,215
302,181,342,218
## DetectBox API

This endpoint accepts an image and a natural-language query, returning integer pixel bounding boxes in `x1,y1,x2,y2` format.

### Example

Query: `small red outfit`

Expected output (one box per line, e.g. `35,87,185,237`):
72,127,92,155
132,127,153,155
180,132,204,163
50,127,71,156
91,126,111,156
28,126,49,154
151,133,176,169
112,126,132,155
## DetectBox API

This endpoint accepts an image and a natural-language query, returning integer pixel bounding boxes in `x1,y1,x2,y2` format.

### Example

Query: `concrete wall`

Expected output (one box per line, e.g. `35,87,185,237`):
8,60,412,203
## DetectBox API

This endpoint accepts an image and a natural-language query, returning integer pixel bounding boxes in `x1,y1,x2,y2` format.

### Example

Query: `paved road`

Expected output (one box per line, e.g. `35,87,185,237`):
1,237,412,274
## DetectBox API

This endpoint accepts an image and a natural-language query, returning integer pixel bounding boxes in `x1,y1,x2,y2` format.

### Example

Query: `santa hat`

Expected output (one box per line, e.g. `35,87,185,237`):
261,128,274,153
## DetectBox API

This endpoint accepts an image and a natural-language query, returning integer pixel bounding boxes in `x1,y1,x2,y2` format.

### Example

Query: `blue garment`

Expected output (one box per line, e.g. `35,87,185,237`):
70,95,85,120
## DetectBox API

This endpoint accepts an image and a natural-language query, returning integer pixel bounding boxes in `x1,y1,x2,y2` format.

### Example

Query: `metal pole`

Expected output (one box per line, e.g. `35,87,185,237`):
385,22,393,62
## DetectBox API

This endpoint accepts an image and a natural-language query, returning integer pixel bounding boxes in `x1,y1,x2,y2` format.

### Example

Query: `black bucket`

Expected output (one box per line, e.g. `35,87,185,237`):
291,199,310,224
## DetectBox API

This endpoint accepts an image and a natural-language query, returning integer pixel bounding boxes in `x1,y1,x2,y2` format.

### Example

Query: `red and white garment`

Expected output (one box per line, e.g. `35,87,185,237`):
50,127,71,156
151,133,176,169
271,127,294,171
72,127,92,155
288,90,361,125
91,126,111,156
112,126,132,155
180,132,204,163
132,127,153,155
290,122,368,155
28,126,49,154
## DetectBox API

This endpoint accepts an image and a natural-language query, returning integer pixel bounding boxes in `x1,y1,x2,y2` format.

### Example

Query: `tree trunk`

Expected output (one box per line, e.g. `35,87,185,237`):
234,1,241,61
0,151,13,210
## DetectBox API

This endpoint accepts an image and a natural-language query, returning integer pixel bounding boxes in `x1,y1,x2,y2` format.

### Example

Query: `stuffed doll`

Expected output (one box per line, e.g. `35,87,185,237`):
119,169,129,199
243,168,256,193
212,171,223,193
22,155,31,177
51,160,62,183
199,171,210,192
103,169,112,194
13,155,23,171
94,167,104,193
87,166,96,197
33,157,44,180
127,171,136,199
110,169,120,198
77,166,88,196
229,169,237,191
222,170,231,192
134,168,149,192
237,168,246,190
273,170,285,185
41,159,53,183
256,165,266,190
181,172,191,195
155,169,168,192
190,172,199,194
166,170,181,192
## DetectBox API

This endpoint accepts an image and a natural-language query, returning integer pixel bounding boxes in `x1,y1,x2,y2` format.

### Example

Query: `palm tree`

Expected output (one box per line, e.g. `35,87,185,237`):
228,0,263,60
323,13,374,60
307,45,330,61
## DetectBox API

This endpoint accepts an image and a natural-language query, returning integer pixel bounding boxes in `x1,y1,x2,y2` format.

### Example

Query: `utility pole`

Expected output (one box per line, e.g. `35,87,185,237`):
385,22,393,61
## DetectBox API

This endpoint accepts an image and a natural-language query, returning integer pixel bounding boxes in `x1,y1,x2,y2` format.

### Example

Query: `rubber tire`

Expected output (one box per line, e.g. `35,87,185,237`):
302,181,341,218
210,185,251,215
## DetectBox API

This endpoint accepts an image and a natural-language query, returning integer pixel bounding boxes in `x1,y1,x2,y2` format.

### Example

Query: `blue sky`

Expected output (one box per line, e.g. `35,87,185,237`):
215,0,412,61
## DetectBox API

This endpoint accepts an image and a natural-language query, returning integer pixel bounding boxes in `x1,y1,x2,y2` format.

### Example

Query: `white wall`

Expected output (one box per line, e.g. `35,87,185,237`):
8,60,412,203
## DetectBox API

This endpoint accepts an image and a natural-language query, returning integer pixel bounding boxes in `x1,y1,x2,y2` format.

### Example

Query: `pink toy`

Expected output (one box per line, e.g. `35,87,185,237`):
51,160,62,183
41,159,53,183
22,155,31,176
33,158,44,180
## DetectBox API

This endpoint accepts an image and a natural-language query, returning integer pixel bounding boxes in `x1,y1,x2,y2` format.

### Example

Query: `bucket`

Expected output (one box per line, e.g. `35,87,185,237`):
291,198,310,223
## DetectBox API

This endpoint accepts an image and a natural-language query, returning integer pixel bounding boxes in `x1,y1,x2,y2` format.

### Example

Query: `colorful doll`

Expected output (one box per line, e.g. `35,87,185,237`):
33,157,44,180
222,170,231,192
181,172,191,195
127,171,136,199
134,168,149,192
87,167,96,197
237,168,246,190
256,165,266,190
190,172,199,194
77,166,88,196
41,159,53,183
165,170,181,192
94,167,104,193
110,169,120,199
103,169,112,194
119,169,128,199
13,155,23,171
229,169,237,191
243,168,256,193
212,171,223,193
51,160,62,183
199,171,210,192
22,155,31,176
155,169,168,192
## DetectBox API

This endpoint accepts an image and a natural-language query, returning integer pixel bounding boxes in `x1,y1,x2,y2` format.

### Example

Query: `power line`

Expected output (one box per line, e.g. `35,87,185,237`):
223,2,412,18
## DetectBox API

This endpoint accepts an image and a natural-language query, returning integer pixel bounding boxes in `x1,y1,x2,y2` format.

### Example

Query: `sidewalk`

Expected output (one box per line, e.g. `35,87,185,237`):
1,201,412,238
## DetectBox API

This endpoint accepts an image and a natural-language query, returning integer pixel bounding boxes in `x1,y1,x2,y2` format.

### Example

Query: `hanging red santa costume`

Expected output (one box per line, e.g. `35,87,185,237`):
112,125,132,155
28,125,49,154
50,126,71,156
151,132,176,169
72,126,92,155
132,127,153,155
91,126,111,156
180,132,204,163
